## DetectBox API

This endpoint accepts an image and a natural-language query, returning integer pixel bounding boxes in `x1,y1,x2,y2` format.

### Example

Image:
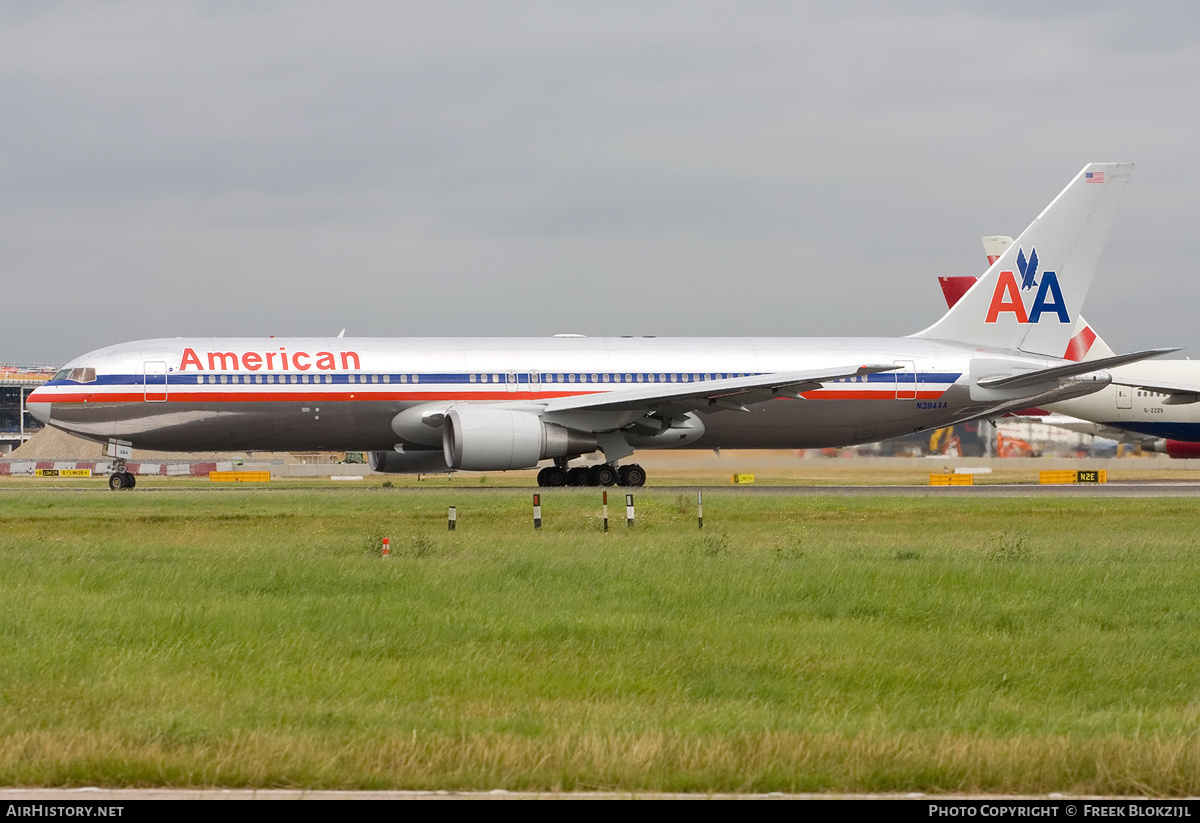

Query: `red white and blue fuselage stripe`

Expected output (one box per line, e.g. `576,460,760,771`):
26,335,1033,453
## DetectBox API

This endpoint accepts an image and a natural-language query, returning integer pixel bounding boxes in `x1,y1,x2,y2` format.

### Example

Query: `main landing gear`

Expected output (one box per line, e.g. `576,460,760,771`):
108,471,137,491
536,462,646,487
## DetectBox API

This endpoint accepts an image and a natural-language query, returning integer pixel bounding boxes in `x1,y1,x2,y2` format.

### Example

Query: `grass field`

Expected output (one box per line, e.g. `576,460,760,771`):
2,486,1200,794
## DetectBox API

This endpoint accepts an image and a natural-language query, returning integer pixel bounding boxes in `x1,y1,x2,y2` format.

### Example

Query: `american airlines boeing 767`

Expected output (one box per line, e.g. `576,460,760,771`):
27,163,1171,489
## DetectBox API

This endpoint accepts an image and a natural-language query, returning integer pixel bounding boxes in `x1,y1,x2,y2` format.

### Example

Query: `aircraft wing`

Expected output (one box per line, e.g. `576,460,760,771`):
940,392,1093,431
539,364,901,415
1006,412,1137,442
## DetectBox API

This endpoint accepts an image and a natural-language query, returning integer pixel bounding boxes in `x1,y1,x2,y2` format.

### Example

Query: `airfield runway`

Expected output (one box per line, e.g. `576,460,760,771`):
676,482,1200,497
8,479,1200,497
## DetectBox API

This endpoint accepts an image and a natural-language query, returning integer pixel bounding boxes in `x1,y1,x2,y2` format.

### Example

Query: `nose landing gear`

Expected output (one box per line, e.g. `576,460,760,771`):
108,470,136,491
106,439,136,491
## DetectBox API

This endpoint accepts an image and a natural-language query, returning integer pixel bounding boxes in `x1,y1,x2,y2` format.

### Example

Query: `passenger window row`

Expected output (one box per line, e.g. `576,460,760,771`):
469,373,746,384
178,372,752,385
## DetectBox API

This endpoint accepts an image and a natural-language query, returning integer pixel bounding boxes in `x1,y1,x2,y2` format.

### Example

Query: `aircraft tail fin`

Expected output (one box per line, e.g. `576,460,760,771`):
979,235,1116,361
1063,324,1116,361
981,235,1013,266
937,276,979,311
936,236,1118,362
912,163,1133,356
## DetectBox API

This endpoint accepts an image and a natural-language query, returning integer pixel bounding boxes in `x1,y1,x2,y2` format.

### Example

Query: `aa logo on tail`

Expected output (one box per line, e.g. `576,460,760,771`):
984,246,1069,324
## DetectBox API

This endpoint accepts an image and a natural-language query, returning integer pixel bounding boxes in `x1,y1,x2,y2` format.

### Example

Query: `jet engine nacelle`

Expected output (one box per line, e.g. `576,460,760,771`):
624,412,706,449
368,449,452,474
1146,439,1200,460
442,407,598,471
390,404,448,447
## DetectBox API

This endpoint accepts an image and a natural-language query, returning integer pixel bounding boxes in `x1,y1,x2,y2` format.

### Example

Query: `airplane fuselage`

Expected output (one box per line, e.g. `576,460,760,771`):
28,335,1076,453
1048,361,1200,441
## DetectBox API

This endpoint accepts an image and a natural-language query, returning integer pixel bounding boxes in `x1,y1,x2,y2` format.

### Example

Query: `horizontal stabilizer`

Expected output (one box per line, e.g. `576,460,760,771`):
1004,413,1147,443
976,348,1179,390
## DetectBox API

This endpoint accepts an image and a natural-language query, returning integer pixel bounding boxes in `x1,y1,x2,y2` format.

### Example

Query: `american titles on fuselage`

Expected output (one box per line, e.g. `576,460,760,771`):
179,347,361,372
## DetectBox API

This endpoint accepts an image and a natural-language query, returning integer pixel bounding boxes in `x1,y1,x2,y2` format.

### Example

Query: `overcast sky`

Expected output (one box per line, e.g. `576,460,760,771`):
2,1,1197,364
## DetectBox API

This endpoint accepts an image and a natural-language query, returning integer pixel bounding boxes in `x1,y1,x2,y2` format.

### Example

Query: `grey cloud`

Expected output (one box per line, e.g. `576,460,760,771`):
1,2,1198,362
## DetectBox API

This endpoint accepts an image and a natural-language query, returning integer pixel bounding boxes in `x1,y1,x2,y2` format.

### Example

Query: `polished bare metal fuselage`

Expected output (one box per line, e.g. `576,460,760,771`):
30,335,1074,453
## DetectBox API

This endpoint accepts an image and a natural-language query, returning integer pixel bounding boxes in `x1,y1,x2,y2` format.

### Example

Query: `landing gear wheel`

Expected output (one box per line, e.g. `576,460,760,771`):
109,472,132,491
537,466,567,487
589,464,617,487
567,467,591,486
125,472,136,489
618,464,646,487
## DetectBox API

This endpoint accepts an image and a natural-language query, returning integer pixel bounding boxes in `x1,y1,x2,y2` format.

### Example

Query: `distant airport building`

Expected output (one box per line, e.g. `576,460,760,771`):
0,364,57,454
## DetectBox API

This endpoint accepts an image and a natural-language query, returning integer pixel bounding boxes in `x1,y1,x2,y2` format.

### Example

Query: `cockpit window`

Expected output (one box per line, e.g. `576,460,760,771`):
55,368,96,383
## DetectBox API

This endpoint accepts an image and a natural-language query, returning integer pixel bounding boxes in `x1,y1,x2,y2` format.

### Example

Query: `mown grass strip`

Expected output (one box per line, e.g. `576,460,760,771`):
1,490,1198,792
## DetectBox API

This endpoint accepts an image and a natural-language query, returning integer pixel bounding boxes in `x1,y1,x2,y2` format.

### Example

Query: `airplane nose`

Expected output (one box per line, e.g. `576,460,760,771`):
26,402,52,424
